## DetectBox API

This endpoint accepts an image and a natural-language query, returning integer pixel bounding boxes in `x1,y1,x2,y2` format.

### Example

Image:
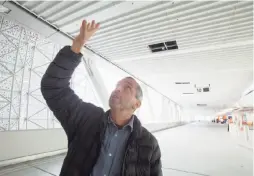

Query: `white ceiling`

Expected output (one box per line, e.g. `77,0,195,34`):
13,1,253,112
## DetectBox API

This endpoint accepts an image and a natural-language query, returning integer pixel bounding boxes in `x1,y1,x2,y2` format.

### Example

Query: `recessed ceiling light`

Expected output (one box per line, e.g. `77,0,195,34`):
175,82,190,84
0,4,11,14
197,104,207,107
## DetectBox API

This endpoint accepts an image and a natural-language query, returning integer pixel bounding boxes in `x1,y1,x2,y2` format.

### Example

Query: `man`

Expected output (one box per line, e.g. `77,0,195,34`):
41,20,162,176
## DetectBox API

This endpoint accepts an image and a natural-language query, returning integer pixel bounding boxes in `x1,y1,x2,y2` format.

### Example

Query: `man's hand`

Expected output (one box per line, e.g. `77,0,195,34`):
71,20,100,54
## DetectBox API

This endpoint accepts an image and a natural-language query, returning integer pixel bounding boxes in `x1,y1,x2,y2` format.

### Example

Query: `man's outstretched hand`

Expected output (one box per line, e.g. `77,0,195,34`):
71,20,100,54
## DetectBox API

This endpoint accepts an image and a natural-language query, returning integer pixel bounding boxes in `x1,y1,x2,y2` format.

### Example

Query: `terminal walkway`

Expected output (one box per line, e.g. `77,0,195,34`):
159,122,252,176
0,122,252,176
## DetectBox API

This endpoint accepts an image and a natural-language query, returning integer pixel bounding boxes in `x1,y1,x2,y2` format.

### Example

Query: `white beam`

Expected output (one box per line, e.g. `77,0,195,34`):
82,49,110,110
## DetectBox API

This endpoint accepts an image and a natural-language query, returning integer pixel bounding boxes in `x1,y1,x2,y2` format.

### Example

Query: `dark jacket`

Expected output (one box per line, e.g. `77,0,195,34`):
41,46,162,176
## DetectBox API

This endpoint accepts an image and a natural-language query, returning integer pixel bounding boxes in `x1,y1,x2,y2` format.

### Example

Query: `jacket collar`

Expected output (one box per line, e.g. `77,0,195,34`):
108,113,135,132
101,110,142,138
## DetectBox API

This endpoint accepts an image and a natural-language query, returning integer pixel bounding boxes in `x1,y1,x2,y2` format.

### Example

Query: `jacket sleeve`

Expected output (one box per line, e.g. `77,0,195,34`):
41,46,104,142
150,141,163,176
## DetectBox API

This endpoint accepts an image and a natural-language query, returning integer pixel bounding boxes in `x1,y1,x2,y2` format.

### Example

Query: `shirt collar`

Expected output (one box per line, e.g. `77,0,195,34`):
108,115,134,132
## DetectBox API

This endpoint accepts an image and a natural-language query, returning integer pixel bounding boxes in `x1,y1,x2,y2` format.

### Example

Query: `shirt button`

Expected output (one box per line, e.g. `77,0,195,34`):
109,153,112,157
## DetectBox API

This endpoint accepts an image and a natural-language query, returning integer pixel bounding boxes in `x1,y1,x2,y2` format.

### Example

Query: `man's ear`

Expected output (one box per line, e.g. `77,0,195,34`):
135,100,141,109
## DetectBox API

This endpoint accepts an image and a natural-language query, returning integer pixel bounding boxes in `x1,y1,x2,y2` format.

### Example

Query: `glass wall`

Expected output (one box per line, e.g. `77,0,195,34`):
0,15,101,131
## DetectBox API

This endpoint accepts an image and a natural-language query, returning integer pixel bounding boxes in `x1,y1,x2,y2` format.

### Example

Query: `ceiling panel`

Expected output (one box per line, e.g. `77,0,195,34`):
116,45,253,75
88,2,252,60
13,1,253,113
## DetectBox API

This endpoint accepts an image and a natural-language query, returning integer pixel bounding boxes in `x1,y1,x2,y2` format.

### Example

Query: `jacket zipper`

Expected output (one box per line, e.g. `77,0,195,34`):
121,145,129,176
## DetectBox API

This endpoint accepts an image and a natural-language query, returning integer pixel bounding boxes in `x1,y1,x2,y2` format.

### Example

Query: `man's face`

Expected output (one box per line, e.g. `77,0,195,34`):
109,77,140,111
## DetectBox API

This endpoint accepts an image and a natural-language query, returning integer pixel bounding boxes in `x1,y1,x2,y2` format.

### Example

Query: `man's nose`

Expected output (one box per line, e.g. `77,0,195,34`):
115,86,122,92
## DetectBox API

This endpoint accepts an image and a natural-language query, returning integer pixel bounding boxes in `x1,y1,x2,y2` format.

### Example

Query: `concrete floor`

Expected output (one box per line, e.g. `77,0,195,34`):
0,122,253,176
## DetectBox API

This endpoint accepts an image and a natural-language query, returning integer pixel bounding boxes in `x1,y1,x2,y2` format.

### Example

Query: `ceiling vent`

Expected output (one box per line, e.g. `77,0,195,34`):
183,93,194,95
148,40,178,53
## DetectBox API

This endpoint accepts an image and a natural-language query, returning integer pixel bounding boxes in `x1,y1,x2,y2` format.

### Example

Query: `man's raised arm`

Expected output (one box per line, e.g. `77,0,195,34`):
41,20,102,142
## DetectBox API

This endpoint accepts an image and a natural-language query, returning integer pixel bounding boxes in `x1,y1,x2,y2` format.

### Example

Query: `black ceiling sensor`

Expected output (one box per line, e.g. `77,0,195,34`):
203,87,210,92
148,40,178,53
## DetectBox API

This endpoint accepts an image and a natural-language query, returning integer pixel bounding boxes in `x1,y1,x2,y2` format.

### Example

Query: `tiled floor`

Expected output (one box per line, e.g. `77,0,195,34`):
0,122,252,176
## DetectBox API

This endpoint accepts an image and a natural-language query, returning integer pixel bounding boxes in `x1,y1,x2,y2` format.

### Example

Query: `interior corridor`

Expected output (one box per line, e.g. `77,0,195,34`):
0,1,253,176
0,122,252,176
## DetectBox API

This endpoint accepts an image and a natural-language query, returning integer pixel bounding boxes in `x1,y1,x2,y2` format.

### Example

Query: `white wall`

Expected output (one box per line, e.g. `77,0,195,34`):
0,129,67,166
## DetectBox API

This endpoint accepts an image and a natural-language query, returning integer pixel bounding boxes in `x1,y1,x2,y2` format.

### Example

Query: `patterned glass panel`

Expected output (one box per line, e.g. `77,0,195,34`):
0,15,103,131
